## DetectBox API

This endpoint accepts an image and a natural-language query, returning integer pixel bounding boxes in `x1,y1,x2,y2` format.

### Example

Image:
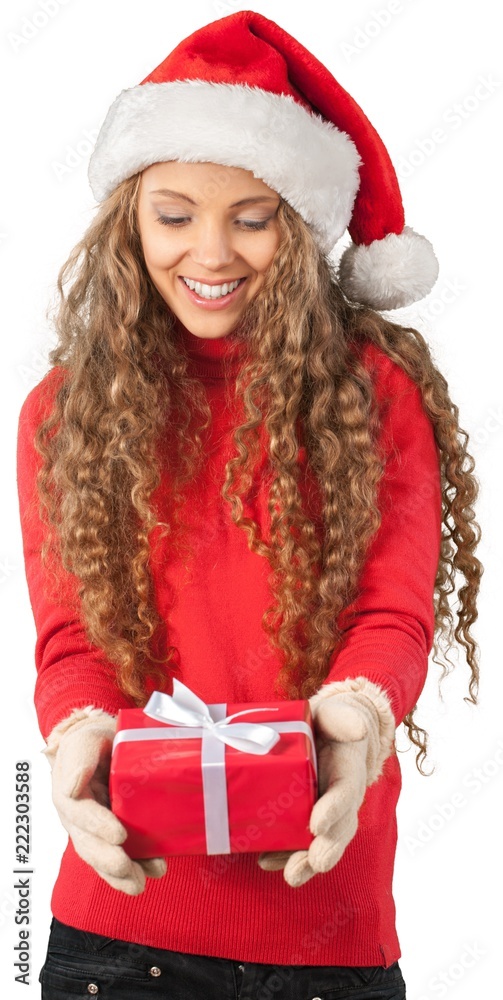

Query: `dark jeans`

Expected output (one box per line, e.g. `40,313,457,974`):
39,916,406,999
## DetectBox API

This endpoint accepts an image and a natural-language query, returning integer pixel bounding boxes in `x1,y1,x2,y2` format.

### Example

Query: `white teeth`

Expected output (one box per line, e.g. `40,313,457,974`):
182,277,242,299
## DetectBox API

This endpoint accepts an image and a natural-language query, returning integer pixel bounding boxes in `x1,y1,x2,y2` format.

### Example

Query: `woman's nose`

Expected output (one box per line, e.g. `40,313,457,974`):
188,221,236,271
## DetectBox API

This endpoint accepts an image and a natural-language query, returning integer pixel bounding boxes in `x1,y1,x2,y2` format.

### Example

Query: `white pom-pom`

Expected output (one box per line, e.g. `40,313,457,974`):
337,225,439,310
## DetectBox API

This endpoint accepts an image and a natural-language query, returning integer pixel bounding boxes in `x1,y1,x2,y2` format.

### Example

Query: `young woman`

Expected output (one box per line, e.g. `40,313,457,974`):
16,11,482,1000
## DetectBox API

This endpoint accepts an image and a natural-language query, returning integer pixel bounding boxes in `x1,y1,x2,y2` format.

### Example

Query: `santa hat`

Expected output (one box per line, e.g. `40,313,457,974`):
88,10,439,311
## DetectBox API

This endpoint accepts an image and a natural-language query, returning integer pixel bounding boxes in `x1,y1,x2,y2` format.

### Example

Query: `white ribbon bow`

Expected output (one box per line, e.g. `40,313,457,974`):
143,679,281,755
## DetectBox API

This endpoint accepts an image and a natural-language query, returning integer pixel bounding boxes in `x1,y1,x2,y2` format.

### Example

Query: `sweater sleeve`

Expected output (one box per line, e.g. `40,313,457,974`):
320,345,443,728
16,369,133,741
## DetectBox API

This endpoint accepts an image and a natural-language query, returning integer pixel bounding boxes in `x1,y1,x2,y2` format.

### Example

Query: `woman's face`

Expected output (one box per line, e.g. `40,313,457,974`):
137,160,282,339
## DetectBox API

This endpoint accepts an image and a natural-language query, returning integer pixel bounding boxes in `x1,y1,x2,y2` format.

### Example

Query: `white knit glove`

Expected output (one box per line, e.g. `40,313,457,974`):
258,677,396,888
43,706,167,895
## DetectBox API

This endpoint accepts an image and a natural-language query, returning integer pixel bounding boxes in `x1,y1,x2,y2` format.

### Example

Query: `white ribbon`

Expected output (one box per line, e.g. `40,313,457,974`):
112,679,317,855
143,680,282,754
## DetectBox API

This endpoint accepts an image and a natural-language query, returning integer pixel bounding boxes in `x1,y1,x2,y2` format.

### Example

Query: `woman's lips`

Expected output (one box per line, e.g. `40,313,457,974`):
178,276,247,310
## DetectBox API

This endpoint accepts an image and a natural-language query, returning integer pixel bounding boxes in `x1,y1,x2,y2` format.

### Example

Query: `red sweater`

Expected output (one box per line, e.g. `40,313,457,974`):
16,321,442,967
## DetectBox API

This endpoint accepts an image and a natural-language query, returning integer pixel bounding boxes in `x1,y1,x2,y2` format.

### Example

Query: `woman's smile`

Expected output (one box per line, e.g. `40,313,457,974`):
178,274,248,309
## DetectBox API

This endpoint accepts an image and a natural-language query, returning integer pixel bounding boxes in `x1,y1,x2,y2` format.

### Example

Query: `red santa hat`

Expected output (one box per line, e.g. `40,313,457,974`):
88,10,439,311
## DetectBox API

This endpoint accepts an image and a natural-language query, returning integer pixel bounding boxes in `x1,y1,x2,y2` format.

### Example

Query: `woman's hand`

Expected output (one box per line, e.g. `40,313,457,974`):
44,707,167,895
258,680,395,887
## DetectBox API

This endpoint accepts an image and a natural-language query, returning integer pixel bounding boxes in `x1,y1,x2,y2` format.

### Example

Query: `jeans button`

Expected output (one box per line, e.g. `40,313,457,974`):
238,964,245,972
87,986,99,995
149,966,162,977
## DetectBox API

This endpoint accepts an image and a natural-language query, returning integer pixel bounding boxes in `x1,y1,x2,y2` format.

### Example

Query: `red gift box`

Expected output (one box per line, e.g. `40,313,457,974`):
109,681,318,858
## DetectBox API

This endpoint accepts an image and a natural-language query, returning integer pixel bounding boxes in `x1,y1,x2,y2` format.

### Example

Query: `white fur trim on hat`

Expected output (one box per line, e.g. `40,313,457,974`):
88,79,362,254
337,225,439,310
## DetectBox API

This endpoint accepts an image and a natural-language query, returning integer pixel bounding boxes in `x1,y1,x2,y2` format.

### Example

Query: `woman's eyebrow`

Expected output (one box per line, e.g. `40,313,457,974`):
149,188,278,208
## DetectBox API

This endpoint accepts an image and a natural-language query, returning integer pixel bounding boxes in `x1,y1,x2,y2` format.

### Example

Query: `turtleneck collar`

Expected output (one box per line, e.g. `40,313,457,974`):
172,316,250,379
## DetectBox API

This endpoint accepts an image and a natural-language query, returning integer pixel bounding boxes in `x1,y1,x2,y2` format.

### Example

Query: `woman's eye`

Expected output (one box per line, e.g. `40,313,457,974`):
156,216,270,231
157,216,189,227
238,219,270,231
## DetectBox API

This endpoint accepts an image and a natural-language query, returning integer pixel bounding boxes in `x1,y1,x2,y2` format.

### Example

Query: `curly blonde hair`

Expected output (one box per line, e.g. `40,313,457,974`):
33,172,482,774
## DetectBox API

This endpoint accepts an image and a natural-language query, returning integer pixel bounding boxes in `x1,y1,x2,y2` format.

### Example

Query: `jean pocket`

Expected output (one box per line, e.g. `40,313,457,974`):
40,963,103,998
39,950,159,998
319,962,406,999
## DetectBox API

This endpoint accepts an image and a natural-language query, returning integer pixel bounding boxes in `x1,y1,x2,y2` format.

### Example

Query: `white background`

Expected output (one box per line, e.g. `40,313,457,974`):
1,0,501,996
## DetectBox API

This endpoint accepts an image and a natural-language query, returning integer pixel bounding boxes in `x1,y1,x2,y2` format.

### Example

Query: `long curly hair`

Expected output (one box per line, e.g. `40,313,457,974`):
33,172,482,774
